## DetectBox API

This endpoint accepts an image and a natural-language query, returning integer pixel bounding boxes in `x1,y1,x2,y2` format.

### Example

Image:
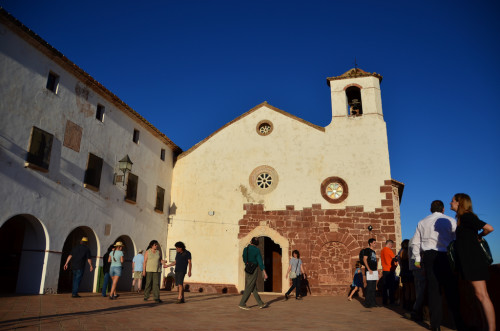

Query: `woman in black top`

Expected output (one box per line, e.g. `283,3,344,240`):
451,193,495,331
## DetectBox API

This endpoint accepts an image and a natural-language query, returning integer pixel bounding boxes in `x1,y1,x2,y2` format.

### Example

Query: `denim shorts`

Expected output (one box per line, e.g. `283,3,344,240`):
110,266,122,277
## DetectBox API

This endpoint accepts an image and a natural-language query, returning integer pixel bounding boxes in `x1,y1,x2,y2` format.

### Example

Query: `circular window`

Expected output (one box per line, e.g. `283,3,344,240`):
256,120,273,136
321,176,348,203
249,165,279,194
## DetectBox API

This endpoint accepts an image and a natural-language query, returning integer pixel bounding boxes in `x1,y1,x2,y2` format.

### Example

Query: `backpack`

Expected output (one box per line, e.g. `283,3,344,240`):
359,248,368,267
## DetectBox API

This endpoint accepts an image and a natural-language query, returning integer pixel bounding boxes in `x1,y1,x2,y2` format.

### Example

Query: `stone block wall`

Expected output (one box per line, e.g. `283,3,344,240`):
238,180,399,295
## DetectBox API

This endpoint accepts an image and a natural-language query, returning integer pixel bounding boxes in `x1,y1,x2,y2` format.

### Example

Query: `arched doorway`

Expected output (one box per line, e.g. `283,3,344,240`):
58,227,98,293
113,235,134,292
238,226,288,294
255,237,282,293
0,214,47,294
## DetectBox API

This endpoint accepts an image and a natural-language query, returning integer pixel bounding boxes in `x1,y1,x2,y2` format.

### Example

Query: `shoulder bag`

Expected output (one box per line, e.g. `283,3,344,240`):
479,237,493,265
244,246,258,274
290,259,299,279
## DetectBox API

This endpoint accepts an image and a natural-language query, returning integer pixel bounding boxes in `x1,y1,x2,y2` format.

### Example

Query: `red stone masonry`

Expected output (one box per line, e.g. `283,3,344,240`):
238,180,399,296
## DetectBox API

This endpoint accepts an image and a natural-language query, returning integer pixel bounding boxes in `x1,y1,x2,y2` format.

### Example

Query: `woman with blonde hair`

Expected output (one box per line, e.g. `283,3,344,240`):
108,241,124,300
451,193,495,331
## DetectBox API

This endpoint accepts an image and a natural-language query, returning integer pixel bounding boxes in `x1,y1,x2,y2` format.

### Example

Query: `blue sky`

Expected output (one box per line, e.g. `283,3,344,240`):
2,0,499,262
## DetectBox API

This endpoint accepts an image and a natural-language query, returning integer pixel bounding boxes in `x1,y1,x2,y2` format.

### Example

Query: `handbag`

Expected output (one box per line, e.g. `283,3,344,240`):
244,246,258,274
479,238,493,265
290,260,299,279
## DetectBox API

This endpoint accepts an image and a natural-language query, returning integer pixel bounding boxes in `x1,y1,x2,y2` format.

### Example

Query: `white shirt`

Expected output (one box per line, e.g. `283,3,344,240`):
410,212,457,263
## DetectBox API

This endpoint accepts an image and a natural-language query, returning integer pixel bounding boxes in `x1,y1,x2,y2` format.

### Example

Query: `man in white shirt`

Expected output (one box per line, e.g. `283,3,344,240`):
411,200,464,331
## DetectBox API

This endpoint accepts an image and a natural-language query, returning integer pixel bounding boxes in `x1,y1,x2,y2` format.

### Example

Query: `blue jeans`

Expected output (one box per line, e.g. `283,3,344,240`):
102,272,111,296
286,276,301,298
72,269,84,296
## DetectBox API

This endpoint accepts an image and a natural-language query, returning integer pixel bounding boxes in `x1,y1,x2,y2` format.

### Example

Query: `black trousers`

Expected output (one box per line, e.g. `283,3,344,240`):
365,280,377,307
382,271,395,304
422,250,464,330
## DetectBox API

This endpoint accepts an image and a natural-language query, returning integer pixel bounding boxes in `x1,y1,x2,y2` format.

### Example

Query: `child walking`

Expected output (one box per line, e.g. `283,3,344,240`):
348,261,364,301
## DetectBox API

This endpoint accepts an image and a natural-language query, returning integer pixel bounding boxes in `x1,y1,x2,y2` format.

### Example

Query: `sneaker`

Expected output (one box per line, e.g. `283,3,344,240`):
259,303,268,309
285,294,289,301
71,294,81,298
238,305,250,310
296,297,302,300
155,299,163,303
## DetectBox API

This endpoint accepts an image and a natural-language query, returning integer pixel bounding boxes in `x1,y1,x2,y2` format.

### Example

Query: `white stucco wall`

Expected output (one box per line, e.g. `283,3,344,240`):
0,21,174,293
169,79,392,290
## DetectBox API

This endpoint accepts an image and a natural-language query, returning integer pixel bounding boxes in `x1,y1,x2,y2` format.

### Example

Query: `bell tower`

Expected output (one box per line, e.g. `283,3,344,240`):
327,68,384,120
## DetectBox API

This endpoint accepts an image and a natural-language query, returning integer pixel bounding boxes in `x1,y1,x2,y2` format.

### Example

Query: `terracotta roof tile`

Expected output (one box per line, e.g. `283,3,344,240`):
327,68,383,86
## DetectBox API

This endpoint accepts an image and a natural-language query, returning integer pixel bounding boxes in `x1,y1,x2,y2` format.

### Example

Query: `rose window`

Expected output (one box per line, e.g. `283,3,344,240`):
256,172,272,189
326,182,343,199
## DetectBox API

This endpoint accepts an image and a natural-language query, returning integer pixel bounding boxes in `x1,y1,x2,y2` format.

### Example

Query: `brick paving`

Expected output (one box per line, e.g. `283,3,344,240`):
0,291,450,330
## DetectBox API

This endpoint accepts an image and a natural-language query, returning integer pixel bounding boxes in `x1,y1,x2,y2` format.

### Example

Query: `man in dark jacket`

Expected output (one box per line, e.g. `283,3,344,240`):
63,237,93,298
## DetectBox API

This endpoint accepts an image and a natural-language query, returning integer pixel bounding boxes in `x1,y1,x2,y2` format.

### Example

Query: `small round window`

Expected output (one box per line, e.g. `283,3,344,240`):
321,176,348,203
249,165,278,194
256,120,273,136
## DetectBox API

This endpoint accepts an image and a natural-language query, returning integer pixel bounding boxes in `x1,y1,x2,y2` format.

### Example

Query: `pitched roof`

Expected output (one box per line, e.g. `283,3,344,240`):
178,101,325,159
0,8,182,154
327,68,383,86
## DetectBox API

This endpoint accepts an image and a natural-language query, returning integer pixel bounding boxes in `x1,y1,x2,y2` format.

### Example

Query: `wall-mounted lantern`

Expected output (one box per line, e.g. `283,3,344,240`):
367,225,373,232
113,155,133,185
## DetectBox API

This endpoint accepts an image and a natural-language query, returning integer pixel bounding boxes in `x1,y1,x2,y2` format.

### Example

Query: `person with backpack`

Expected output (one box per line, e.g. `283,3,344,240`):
362,238,378,308
284,249,305,300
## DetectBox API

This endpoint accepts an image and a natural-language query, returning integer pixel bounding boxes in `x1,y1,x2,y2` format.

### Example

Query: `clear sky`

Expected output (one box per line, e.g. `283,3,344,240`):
2,0,499,261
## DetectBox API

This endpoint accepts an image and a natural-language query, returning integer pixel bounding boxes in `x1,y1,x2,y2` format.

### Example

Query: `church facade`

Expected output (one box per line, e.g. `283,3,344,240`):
0,8,402,295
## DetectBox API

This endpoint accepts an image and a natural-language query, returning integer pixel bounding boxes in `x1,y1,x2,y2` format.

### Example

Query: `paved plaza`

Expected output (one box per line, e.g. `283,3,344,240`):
0,291,452,330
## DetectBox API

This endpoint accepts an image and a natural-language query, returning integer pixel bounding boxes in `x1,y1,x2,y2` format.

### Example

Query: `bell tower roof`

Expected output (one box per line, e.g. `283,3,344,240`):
327,68,383,86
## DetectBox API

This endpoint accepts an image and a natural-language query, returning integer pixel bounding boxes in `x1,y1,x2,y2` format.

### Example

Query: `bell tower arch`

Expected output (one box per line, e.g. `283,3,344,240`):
327,68,384,120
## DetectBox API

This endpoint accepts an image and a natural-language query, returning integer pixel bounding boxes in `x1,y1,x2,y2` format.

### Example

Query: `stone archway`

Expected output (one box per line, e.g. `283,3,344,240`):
0,214,48,294
238,226,289,294
58,226,99,293
310,232,360,295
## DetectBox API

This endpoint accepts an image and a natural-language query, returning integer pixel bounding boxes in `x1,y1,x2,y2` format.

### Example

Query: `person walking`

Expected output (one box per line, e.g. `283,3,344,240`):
285,249,305,300
239,237,268,310
63,237,94,298
101,245,114,297
143,240,163,303
348,261,363,301
362,238,378,308
411,200,464,331
164,241,191,304
108,241,124,300
451,193,495,331
132,250,144,292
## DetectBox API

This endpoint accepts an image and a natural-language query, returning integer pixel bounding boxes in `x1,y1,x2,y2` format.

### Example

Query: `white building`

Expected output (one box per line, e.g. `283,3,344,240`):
0,8,402,296
0,9,180,294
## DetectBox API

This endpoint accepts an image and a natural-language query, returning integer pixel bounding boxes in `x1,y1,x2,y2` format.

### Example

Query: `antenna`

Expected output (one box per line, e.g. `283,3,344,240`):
354,57,358,70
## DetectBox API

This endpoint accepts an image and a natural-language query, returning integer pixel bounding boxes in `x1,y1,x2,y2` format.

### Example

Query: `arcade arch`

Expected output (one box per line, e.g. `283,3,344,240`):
58,226,99,293
0,214,48,294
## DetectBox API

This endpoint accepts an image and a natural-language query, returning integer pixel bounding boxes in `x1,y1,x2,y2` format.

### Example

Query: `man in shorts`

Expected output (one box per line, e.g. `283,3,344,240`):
164,241,191,303
132,250,144,292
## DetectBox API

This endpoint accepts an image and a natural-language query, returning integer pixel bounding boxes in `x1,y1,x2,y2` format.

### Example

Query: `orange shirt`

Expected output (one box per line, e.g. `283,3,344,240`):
381,246,396,272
